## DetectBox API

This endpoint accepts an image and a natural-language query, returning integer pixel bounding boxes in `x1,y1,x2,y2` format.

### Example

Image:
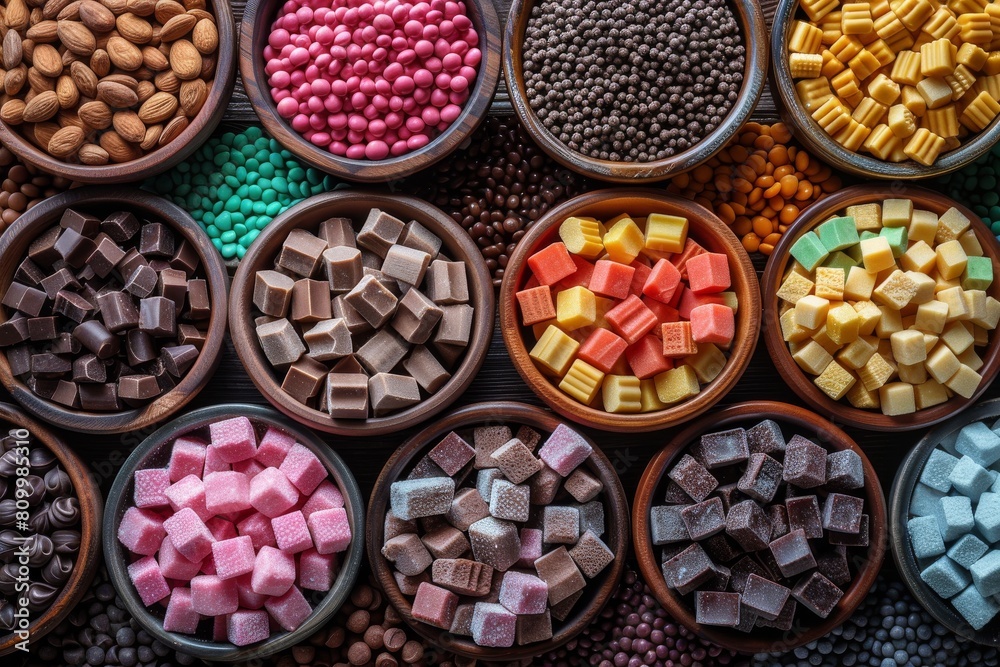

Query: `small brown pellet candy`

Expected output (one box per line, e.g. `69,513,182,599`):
346,609,370,634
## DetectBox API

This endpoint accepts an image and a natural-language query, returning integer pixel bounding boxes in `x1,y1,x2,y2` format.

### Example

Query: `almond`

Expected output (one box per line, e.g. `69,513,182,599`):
191,16,215,54
3,28,23,70
57,20,95,56
112,108,143,141
31,120,59,148
152,67,177,92
61,49,78,66
153,0,183,23
135,88,173,122
57,110,85,129
0,98,25,123
101,72,137,88
177,76,203,114
141,44,166,70
99,129,139,161
4,65,26,95
106,35,142,70
186,8,210,21
26,20,58,42
5,0,30,29
42,0,76,21
77,98,110,127
78,0,114,31
27,67,55,92
101,0,127,14
89,47,108,75
181,0,204,11
96,79,136,107
157,111,184,144
116,12,152,43
46,123,84,156
167,38,198,80
125,0,155,15
158,12,194,42
21,89,58,121
78,141,108,164
56,1,81,21
31,43,62,77
135,78,154,101
55,74,78,107
139,121,159,149
69,60,97,96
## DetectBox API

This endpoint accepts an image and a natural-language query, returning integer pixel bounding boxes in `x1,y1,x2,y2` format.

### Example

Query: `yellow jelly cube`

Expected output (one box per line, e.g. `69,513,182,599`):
559,359,605,404
937,286,971,321
530,325,581,376
861,236,896,273
602,375,642,413
959,229,985,257
812,324,842,355
879,382,916,415
900,240,937,273
838,335,878,369
915,379,950,408
970,295,1000,328
848,381,882,408
960,90,1000,130
556,286,597,331
644,213,688,253
915,300,950,333
815,267,847,300
873,269,919,309
781,308,815,342
654,365,701,405
855,300,883,335
848,202,883,230
844,265,877,300
815,360,858,399
908,209,939,246
875,305,904,337
559,217,605,259
934,273,961,293
936,207,972,244
890,329,928,364
959,347,984,371
639,378,667,412
945,363,982,398
603,217,645,264
843,2,875,33
941,320,975,354
926,343,962,383
680,343,726,384
936,239,969,280
881,199,912,228
828,302,862,345
906,271,937,304
899,361,928,384
794,340,835,375
777,271,816,304
859,352,895,390
891,50,923,85
790,20,826,52
796,295,832,329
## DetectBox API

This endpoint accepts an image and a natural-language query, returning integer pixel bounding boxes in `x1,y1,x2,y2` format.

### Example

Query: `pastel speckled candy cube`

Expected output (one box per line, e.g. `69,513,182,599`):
127,556,170,606
543,505,581,544
279,443,327,494
737,454,783,504
206,516,237,541
568,529,615,578
299,548,337,591
742,574,791,621
271,510,314,553
163,507,215,562
168,437,207,482
577,500,605,536
203,445,229,475
470,517,521,572
390,477,456,521
955,585,1000,630
412,582,459,629
307,507,352,554
236,572,268,610
212,535,256,580
538,424,593,476
957,422,1000,467
237,512,278,551
911,483,947,517
535,545,587,603
650,505,690,545
203,471,251,515
228,609,270,646
300,480,345,518
158,536,202,580
908,516,946,559
428,431,476,476
446,488,490,532
518,527,543,567
516,610,553,645
949,535,989,569
747,420,786,455
249,467,299,518
490,439,543,484
499,571,549,614
255,427,296,467
165,474,211,521
162,587,200,634
669,454,719,502
471,602,517,648
920,449,959,492
971,550,1000,596
118,507,166,556
825,450,864,491
209,416,257,463
921,556,971,598
251,545,297,596
564,468,603,502
134,468,170,509
949,456,993,498
264,585,313,631
490,480,531,522
190,574,239,615
976,492,1000,543
383,534,433,576
421,525,468,559
783,436,827,488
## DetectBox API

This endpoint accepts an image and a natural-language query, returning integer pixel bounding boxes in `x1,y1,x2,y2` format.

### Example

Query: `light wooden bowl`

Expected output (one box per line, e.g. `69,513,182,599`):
366,401,629,660
633,400,887,654
761,184,1000,432
498,189,761,432
0,187,229,434
239,0,501,183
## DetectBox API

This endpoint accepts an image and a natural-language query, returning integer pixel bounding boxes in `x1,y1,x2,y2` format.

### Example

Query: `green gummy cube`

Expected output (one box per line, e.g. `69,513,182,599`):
844,242,864,263
879,225,908,258
789,232,830,272
823,250,859,270
963,255,994,290
817,216,860,252
860,231,879,241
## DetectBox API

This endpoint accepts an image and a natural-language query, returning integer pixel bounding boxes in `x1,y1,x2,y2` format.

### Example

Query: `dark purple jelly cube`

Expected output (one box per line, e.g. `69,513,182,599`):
825,449,864,490
737,454,783,503
756,549,785,582
725,500,772,552
664,480,694,505
661,543,687,564
747,419,786,454
703,563,732,592
681,497,726,541
661,543,716,595
755,597,797,630
829,514,869,547
650,505,690,545
783,436,827,488
695,591,742,627
769,529,816,578
741,574,791,621
668,455,718,503
734,607,758,633
696,428,749,469
766,504,790,539
716,483,749,513
786,495,823,539
816,547,851,587
822,493,864,534
730,556,770,594
791,571,844,618
703,534,742,564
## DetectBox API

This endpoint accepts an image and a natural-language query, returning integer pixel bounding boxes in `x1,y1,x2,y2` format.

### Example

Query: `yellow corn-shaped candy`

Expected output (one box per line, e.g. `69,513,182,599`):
796,77,836,110
859,30,881,45
853,96,889,125
830,34,865,62
945,63,977,99
903,127,946,165
834,117,874,149
921,38,958,77
872,0,892,15
791,53,825,78
849,49,883,79
864,123,904,158
874,9,906,37
984,50,1000,74
959,13,993,44
843,3,875,33
888,103,918,136
789,20,825,53
822,49,848,77
943,136,962,151
885,27,916,51
923,104,960,137
802,0,840,21
891,50,923,85
922,7,960,40
891,0,935,29
559,217,604,259
869,72,902,104
917,76,956,108
986,1,1000,48
950,0,988,12
958,42,989,69
813,96,853,133
559,359,605,405
602,375,642,413
820,12,846,43
833,69,863,100
867,38,897,65
903,85,929,114
960,89,1000,128
976,71,1000,98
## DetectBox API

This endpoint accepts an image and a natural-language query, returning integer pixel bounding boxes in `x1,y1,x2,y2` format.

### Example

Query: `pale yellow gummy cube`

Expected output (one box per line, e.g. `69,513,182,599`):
855,300,883,334
876,305,904,337
899,361,929,384
926,343,961,383
973,323,989,346
654,365,701,405
882,198,913,227
848,203,883,230
938,285,971,322
847,381,881,408
874,269,919,309
941,320,975,354
936,240,969,280
838,335,878,369
828,302,862,345
859,352,895,390
906,271,937,304
900,240,937,273
794,340,835,375
879,382,916,415
604,217,645,264
816,267,847,300
530,325,580,376
639,378,667,412
915,300,950,333
845,265,877,300
559,359,605,404
601,375,643,413
781,308,815,342
720,292,739,313
796,295,831,329
777,271,816,304
815,360,858,399
909,209,939,245
936,207,972,244
685,343,727,384
557,286,597,330
890,329,927,364
924,333,940,354
812,324,842,354
970,295,1000,328
959,230,985,257
945,363,983,398
915,379,950,408
644,213,688,254
861,236,896,273
959,347,984,371
559,217,605,259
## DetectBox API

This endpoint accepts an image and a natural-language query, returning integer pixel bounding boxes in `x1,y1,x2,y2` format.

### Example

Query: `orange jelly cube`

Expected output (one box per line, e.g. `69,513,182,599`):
643,259,683,303
557,254,595,290
516,285,556,326
626,334,674,379
670,238,707,279
605,295,659,345
629,260,652,295
689,303,735,345
578,328,629,373
662,321,698,357
528,242,577,285
678,287,727,320
686,253,732,294
589,260,636,300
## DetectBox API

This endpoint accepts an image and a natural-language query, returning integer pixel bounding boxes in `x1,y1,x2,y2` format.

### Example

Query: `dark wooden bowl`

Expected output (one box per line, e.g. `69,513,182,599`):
239,0,501,184
498,189,761,432
771,0,1000,179
890,397,1000,646
760,184,1000,432
102,404,366,661
229,190,494,436
503,0,768,183
0,402,102,656
633,400,887,654
366,401,629,660
0,187,229,434
0,0,236,185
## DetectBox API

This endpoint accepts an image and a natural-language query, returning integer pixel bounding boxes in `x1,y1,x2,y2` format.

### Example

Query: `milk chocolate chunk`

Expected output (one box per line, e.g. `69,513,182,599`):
0,316,29,346
51,380,79,408
79,383,119,411
323,246,363,293
318,217,356,248
326,373,369,418
101,211,140,243
53,228,96,268
15,259,45,286
253,270,295,318
332,295,373,335
28,227,62,266
87,236,126,279
138,297,176,337
53,291,93,323
290,279,332,324
158,269,188,311
160,344,198,376
303,318,351,361
434,304,474,347
31,353,71,377
382,245,431,286
73,320,119,359
126,330,157,366
96,291,139,333
369,372,420,415
433,341,466,368
117,248,148,278
345,275,398,328
281,356,327,404
403,345,451,393
170,239,200,274
27,317,58,341
357,209,406,257
177,324,206,350
331,354,366,375
426,260,469,305
40,268,81,300
186,280,210,320
400,221,443,258
3,283,46,317
59,209,100,237
118,374,161,400
391,289,443,344
124,265,157,298
277,229,328,277
139,222,175,257
356,329,410,375
72,354,106,383
256,318,305,366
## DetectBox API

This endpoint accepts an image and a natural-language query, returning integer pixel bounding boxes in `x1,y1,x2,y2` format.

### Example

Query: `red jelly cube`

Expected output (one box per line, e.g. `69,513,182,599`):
662,322,698,357
528,242,577,286
671,238,707,279
678,288,727,320
643,297,680,337
578,328,628,373
605,295,659,345
686,253,731,294
690,304,735,345
629,260,652,295
643,259,682,303
589,260,635,300
626,335,673,379
557,254,595,290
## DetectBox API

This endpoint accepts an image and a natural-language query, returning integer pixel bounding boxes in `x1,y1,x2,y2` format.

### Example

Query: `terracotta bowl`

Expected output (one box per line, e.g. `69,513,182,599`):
366,401,629,660
0,0,236,185
498,188,761,432
239,0,501,183
0,187,229,434
633,400,887,654
102,404,366,662
761,183,1000,432
503,0,768,183
0,402,102,656
770,0,1000,180
228,190,494,436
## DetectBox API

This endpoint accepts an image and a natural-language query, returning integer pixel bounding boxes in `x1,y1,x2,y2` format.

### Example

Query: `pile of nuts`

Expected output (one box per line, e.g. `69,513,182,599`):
0,0,220,165
0,145,73,231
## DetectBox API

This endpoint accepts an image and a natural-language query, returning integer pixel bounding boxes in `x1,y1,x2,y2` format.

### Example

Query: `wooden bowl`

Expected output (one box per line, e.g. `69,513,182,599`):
498,189,761,432
366,401,629,660
770,0,1000,180
0,187,229,434
890,397,1000,645
0,0,236,185
102,403,366,662
239,0,501,183
632,400,887,654
760,183,1000,432
229,190,494,436
503,0,768,183
0,402,102,656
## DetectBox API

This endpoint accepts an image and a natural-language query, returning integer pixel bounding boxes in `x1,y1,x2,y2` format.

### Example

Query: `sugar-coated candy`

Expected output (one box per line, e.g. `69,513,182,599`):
681,497,726,541
271,510,314,554
498,571,549,614
568,529,615,578
228,609,270,646
127,556,170,606
279,443,327,495
209,416,257,463
769,529,816,578
535,545,587,603
471,602,518,648
248,467,299,518
825,449,865,490
412,582,459,630
696,428,749,469
538,424,593,476
428,431,476,476
212,535,256,580
118,506,166,556
783,436,827,488
162,507,215,562
307,507,352,554
970,550,1000,597
786,495,823,539
746,420,786,454
469,517,521,573
921,556,971,599
264,585,313,632
203,471,251,515
668,454,718,502
383,533,433,576
251,545,296,596
823,492,865,534
490,479,531,522
726,500,772,552
737,454,783,503
743,574,791,621
948,534,989,570
162,587,200,634
190,574,239,616
791,571,843,618
908,515,946,560
662,543,716,594
390,476,457,521
695,590,741,627
133,468,170,509
651,505,690,545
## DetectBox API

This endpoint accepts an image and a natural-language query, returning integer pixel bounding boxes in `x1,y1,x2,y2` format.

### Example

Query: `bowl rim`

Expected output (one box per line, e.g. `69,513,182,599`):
0,0,237,185
760,183,1000,432
498,187,762,432
632,399,888,654
502,0,768,183
889,396,1000,646
0,186,230,434
0,401,103,656
228,189,494,436
365,400,630,660
238,0,502,183
770,0,1000,180
101,403,366,662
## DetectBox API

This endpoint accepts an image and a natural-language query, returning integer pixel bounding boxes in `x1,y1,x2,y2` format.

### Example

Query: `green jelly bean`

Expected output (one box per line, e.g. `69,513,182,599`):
240,230,259,247
212,237,223,251
215,212,232,230
220,230,237,243
234,223,248,237
236,184,249,198
262,189,277,204
205,224,220,237
224,196,240,212
221,243,237,258
252,201,267,214
240,199,253,215
259,162,275,178
236,244,246,259
247,172,260,185
273,177,288,193
266,201,282,216
225,175,240,188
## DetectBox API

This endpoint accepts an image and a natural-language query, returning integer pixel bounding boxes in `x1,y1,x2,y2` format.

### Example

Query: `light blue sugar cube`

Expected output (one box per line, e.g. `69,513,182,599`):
921,449,960,493
977,493,1000,543
949,534,989,569
991,474,1000,494
953,585,1000,630
972,550,1000,597
911,484,947,517
936,495,975,542
922,556,972,598
940,429,962,456
949,456,994,498
958,422,1000,467
909,516,946,559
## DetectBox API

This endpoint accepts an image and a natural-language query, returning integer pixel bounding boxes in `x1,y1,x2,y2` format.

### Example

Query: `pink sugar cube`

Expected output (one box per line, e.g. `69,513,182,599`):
162,587,201,634
134,468,170,509
206,517,238,542
190,574,239,615
428,431,476,476
470,602,517,648
264,585,313,632
237,512,278,551
204,445,230,475
164,474,212,521
249,467,300,518
518,528,543,568
117,507,166,556
213,615,227,642
159,535,202,581
163,507,216,562
538,424,593,476
200,553,216,575
411,582,459,630
212,535,257,580
279,443,327,495
127,556,170,606
306,507,352,555
689,303,735,345
204,471,252,515
232,458,265,479
256,427,296,467
169,437,208,482
300,480,345,518
210,416,258,463
271,510,313,553
236,573,268,609
498,571,549,614
228,609,270,646
251,545,297,596
298,548,337,591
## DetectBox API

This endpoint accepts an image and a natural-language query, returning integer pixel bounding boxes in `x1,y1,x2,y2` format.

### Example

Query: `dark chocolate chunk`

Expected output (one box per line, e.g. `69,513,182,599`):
50,380,79,408
86,235,126,279
59,209,100,236
78,383,119,411
73,321,119,359
15,259,45,286
2,283,47,317
186,279,210,320
118,374,161,401
48,332,80,355
158,268,188,311
27,317,58,341
72,354,106,383
138,297,176,337
0,316,29,346
53,291,94,323
139,222,175,257
124,265,157,298
159,345,198,376
117,248,148,278
7,344,31,376
52,228,96,268
27,226,62,266
101,211,140,243
170,239,199,274
31,353,71,378
96,291,139,333
125,330,157,366
39,268,81,300
177,324,206,350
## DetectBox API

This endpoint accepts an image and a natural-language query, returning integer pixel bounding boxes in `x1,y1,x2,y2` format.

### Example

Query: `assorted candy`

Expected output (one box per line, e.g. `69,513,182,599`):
781,197,999,415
